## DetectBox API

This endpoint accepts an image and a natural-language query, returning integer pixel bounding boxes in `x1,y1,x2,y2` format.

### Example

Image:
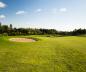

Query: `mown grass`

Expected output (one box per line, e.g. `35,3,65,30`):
0,35,86,72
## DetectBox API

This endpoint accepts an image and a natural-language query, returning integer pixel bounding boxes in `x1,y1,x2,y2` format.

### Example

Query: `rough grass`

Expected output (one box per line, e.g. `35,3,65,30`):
0,36,86,72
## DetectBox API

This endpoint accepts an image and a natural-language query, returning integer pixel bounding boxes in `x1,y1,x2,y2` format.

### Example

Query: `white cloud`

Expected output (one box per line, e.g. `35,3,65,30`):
16,11,27,15
59,8,67,12
0,15,6,19
35,9,42,15
36,9,42,12
0,2,6,8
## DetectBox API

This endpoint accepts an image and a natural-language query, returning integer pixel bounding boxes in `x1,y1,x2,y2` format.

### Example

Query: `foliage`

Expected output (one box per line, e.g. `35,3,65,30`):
0,23,58,36
0,23,86,36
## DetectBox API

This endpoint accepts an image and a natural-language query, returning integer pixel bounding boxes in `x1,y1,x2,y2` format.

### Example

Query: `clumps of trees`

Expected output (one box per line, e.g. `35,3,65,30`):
59,29,86,36
0,22,58,36
72,29,86,35
0,22,86,36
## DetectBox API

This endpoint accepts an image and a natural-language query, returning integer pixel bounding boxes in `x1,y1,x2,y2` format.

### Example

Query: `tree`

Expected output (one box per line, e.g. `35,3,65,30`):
0,22,2,34
9,24,13,30
2,25,9,33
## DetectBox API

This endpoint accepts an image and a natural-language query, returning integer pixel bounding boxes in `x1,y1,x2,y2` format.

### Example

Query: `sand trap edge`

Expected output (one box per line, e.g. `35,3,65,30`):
9,38,36,42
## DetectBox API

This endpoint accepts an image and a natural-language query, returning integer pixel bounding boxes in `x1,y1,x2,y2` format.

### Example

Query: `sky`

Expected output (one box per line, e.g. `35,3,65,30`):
0,0,86,31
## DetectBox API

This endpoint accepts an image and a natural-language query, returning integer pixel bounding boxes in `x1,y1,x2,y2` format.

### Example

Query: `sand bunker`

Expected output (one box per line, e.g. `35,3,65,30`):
9,38,36,42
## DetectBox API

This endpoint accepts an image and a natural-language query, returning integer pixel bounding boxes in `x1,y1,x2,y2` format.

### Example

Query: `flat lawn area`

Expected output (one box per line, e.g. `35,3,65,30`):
0,36,86,72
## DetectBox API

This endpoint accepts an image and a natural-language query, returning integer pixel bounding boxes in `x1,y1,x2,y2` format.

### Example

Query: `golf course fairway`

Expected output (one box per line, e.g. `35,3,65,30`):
0,36,86,72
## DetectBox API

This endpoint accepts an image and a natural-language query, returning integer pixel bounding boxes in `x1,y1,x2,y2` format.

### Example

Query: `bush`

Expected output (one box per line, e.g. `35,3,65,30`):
2,33,8,36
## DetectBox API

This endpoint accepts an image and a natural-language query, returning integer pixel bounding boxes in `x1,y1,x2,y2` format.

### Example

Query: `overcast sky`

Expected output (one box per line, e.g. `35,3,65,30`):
0,0,86,31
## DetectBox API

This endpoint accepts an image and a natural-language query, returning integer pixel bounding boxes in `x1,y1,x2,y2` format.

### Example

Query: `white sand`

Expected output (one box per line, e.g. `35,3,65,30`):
9,38,36,42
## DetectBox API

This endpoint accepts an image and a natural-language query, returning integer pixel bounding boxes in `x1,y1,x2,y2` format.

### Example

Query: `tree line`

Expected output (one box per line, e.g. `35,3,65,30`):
58,29,86,36
0,22,58,36
0,22,86,36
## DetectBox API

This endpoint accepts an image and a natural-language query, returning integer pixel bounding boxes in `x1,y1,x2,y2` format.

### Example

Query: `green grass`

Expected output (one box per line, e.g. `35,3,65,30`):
0,35,86,72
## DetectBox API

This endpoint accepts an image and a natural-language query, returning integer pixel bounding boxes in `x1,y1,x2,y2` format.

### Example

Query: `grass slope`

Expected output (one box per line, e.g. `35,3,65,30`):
0,36,86,72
